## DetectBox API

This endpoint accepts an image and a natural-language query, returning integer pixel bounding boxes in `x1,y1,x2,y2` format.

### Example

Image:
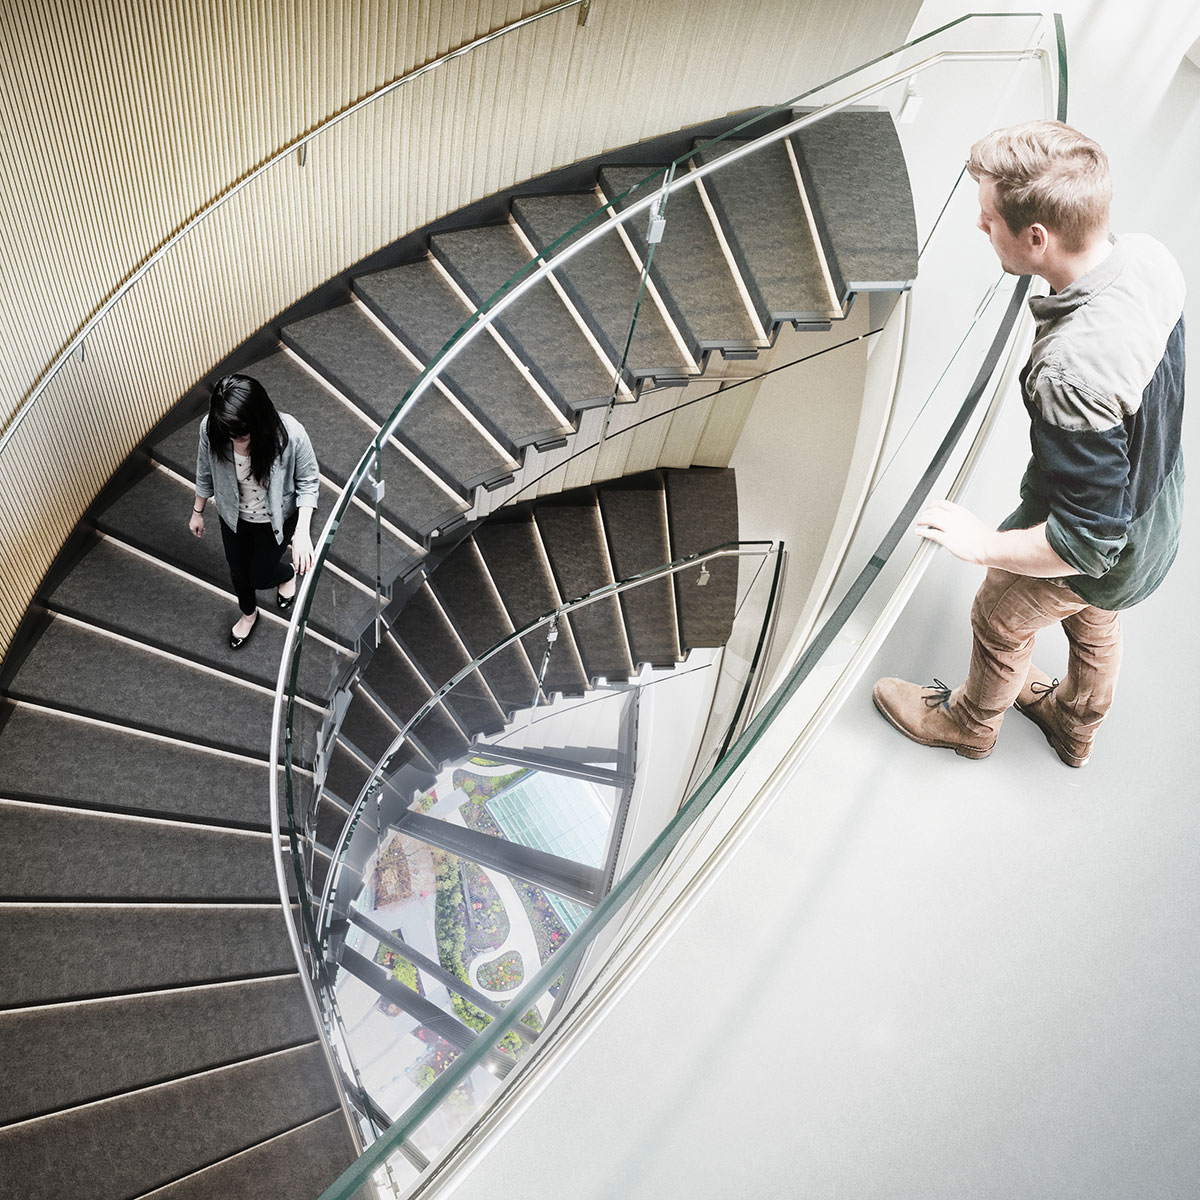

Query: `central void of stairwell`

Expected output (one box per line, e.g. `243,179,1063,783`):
0,96,923,1200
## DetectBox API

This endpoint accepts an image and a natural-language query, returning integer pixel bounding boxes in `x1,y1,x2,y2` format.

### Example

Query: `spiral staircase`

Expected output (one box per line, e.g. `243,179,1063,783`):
0,106,916,1198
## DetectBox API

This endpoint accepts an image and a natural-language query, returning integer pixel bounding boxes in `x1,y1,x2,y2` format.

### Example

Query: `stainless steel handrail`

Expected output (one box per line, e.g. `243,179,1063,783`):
0,0,587,453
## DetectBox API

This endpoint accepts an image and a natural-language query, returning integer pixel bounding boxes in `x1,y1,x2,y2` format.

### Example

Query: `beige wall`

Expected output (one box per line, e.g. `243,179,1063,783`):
0,0,919,655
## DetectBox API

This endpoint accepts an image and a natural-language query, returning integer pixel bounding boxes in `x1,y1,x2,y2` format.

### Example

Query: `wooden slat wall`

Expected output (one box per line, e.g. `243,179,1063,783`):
0,0,920,656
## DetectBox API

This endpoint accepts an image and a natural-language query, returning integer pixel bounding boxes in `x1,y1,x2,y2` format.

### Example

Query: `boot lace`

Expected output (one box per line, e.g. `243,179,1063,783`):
1028,677,1060,704
923,678,952,708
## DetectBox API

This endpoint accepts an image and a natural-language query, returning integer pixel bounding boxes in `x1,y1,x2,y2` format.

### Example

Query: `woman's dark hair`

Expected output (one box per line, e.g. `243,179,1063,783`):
206,374,289,486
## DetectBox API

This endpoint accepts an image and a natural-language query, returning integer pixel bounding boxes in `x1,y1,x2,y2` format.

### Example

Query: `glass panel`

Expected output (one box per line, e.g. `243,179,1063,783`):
307,543,777,1180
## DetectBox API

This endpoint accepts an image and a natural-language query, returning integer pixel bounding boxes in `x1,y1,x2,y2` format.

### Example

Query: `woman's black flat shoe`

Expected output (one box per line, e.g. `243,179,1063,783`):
230,615,258,650
276,590,295,613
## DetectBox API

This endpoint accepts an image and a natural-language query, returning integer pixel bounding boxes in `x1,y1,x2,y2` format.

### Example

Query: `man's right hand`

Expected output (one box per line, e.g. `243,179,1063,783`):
189,510,205,538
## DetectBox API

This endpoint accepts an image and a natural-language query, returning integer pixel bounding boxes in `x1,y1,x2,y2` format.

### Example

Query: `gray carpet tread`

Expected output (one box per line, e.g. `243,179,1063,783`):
337,683,403,767
46,536,343,704
0,904,296,1007
5,617,316,761
534,496,634,681
0,975,315,1126
355,260,573,447
282,303,515,490
430,223,616,410
471,516,589,696
97,464,381,646
390,585,506,740
135,1111,357,1200
599,165,760,353
315,794,353,853
790,110,918,297
693,138,838,325
0,701,275,828
513,192,692,379
0,1042,341,1200
323,739,372,808
598,474,682,666
314,478,425,584
246,349,477,538
0,800,278,902
664,468,740,649
427,537,540,714
363,636,469,767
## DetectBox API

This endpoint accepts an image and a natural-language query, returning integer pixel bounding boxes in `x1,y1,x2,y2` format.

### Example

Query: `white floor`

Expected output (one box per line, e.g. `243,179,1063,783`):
437,4,1200,1196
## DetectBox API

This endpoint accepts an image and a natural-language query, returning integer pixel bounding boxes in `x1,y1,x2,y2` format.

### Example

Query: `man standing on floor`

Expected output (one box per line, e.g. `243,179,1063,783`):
872,120,1186,767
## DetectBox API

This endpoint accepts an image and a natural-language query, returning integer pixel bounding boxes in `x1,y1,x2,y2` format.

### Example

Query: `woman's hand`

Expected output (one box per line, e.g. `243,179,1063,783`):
189,509,206,538
291,528,315,575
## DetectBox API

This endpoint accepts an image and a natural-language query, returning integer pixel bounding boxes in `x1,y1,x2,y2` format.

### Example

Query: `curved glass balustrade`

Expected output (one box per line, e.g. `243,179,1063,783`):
306,540,781,1166
257,12,1068,1197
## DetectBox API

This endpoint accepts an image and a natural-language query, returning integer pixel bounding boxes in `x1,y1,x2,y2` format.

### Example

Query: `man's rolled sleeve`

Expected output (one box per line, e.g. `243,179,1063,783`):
1028,376,1132,580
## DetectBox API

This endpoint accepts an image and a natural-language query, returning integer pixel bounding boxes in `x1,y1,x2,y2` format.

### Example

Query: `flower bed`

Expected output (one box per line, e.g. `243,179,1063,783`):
511,878,572,965
477,949,524,992
460,859,509,954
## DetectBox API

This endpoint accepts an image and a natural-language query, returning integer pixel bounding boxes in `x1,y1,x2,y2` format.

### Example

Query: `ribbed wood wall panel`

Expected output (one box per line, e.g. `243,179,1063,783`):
0,0,920,656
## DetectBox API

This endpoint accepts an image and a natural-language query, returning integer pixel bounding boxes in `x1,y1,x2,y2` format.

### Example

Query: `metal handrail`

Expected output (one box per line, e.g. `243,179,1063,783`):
0,0,587,453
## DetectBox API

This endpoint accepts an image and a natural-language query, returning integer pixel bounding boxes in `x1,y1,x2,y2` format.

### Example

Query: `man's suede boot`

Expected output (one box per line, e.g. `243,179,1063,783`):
872,677,995,759
1014,665,1092,767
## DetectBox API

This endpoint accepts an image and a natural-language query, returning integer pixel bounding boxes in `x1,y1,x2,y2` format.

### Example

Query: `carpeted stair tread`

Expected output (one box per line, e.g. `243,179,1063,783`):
664,467,740,649
0,975,316,1125
322,740,371,808
0,701,275,828
472,515,589,696
534,495,634,681
790,110,918,300
5,618,314,760
135,1111,357,1200
0,1042,342,1200
316,478,427,583
390,585,506,740
600,165,760,353
282,303,514,490
103,463,387,646
315,794,353,853
355,260,573,448
0,904,296,1007
337,684,403,768
427,537,540,714
598,474,682,665
362,636,469,766
0,801,278,901
692,138,837,325
512,192,693,380
46,536,344,703
431,223,616,410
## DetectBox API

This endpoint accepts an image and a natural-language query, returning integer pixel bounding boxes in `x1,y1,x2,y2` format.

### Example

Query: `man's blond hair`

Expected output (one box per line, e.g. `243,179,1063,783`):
968,120,1111,253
